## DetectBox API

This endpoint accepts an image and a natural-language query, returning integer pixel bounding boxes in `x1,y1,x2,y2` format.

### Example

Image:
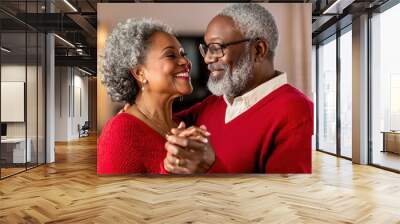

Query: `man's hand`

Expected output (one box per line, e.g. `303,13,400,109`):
164,125,215,174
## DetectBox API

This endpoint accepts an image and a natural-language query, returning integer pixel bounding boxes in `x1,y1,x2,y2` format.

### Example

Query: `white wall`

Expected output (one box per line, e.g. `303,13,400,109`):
1,65,35,137
1,63,46,164
55,67,89,141
55,66,68,141
72,72,89,138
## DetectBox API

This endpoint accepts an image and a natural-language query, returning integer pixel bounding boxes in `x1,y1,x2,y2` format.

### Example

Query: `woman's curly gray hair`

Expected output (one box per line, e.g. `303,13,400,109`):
218,3,279,58
102,18,173,103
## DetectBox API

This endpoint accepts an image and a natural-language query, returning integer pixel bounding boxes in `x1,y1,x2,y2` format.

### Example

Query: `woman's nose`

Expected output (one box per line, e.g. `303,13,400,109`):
180,56,192,71
186,60,192,72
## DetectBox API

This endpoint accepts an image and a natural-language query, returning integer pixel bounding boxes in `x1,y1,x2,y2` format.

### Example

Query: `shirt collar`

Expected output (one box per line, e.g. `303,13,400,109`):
224,72,288,107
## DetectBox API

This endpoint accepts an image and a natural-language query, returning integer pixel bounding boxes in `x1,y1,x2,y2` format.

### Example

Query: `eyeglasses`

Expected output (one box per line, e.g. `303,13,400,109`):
199,39,252,59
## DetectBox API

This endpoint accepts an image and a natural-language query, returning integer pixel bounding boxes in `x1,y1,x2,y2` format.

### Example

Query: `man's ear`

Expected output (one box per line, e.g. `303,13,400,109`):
253,38,268,63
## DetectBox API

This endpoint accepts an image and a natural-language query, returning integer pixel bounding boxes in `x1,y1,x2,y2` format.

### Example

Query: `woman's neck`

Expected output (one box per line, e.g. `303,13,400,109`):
133,92,176,128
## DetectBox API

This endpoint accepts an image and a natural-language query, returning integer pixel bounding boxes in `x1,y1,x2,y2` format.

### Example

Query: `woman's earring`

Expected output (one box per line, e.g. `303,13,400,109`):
141,79,148,91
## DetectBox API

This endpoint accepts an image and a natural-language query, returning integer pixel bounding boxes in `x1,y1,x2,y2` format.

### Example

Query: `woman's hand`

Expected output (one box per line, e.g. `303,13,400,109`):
164,124,215,174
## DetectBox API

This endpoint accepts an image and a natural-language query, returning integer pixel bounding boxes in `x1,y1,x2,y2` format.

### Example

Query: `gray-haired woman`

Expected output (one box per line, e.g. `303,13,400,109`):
98,18,207,174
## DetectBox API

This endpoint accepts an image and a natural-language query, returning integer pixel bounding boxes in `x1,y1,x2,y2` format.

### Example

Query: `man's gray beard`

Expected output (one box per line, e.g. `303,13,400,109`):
207,49,253,99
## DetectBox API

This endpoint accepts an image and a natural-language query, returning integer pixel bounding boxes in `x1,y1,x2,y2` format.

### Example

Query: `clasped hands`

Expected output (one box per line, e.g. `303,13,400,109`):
164,122,215,174
120,104,215,174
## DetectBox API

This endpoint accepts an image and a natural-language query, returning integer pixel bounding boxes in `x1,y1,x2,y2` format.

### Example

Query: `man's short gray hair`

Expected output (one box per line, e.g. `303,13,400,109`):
102,18,173,103
218,3,279,58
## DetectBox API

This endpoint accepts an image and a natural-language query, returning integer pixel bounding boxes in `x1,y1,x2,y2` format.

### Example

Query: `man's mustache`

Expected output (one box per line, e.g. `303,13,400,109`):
208,63,228,72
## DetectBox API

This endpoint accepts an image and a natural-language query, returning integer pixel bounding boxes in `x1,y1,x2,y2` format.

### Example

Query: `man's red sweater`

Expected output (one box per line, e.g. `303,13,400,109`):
176,84,313,173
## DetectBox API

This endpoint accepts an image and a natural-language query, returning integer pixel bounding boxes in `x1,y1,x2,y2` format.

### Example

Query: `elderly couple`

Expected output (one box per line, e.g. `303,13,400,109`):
98,3,313,174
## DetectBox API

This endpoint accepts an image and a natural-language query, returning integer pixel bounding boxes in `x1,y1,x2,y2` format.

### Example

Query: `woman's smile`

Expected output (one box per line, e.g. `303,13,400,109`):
174,72,191,81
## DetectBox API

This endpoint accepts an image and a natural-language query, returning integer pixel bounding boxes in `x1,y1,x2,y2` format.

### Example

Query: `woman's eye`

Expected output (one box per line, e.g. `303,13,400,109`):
166,54,177,58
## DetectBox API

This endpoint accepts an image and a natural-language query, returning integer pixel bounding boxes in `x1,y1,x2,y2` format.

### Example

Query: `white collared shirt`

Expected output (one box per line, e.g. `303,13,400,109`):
223,73,288,123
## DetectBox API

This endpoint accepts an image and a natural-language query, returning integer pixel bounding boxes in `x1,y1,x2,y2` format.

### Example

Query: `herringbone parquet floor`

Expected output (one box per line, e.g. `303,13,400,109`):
1,135,400,224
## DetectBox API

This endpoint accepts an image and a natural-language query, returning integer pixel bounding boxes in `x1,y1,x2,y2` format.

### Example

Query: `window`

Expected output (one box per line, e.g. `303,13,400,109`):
340,28,352,158
317,36,337,154
371,2,400,171
0,1,46,179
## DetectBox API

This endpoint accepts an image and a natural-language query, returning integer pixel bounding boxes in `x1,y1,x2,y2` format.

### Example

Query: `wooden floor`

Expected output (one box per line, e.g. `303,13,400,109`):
372,151,400,171
1,135,400,223
1,167,26,178
1,163,44,178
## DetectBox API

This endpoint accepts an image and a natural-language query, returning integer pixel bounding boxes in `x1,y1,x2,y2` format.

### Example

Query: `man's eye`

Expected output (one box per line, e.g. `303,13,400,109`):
209,46,220,52
166,54,177,58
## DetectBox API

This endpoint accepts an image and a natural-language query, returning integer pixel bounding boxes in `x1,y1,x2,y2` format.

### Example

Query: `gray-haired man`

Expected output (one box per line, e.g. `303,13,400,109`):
163,3,314,174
